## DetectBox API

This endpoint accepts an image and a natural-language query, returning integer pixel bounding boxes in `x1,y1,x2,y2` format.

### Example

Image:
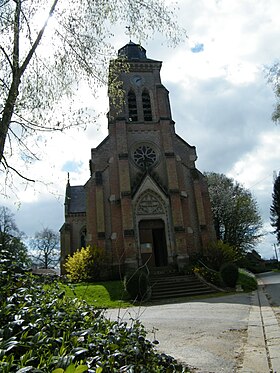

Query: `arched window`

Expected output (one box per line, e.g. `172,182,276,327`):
128,90,138,122
142,89,152,121
80,227,87,248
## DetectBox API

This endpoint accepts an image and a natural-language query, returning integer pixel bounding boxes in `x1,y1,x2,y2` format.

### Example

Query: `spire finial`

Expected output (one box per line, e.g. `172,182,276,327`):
125,25,132,41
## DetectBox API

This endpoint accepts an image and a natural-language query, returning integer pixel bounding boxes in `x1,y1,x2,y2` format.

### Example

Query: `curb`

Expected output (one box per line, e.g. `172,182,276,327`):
239,283,280,373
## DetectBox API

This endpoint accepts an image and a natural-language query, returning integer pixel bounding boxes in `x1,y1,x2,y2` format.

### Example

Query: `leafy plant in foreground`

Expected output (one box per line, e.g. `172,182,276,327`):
0,262,188,372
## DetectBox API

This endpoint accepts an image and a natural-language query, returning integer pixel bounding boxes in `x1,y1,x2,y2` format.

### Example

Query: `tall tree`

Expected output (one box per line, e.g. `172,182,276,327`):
271,172,280,244
205,172,263,253
0,205,30,267
0,0,186,186
31,227,59,269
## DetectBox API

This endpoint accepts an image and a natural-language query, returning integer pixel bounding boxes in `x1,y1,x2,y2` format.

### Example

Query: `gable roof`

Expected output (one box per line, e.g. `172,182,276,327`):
66,185,86,214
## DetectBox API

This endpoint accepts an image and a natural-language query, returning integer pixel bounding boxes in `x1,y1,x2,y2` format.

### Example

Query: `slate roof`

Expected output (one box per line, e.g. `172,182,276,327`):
66,185,86,214
118,41,147,60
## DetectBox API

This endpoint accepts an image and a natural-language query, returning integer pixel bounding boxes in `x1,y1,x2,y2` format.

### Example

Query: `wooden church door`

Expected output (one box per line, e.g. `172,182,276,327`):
139,219,168,267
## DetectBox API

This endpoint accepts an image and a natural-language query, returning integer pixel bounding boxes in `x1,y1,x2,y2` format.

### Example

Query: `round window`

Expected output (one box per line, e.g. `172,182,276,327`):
133,145,157,169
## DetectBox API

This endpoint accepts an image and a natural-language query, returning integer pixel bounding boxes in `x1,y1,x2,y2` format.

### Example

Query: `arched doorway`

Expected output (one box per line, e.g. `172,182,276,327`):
139,219,168,267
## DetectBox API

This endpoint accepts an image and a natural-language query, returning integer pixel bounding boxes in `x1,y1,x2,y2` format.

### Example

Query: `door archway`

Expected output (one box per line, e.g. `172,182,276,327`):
139,219,168,267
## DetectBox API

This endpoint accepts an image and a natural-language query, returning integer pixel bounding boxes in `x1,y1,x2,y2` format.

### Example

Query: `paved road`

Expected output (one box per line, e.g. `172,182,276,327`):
258,271,280,306
106,272,280,372
107,293,251,372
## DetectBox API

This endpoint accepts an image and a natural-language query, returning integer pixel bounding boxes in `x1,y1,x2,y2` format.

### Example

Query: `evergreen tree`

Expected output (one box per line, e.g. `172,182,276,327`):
271,172,280,244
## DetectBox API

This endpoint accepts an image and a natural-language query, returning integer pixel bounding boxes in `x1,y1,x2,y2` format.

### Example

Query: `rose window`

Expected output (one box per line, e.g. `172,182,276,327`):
133,145,157,169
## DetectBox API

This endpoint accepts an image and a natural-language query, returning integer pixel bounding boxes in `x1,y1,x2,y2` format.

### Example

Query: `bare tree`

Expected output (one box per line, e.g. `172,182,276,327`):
0,0,186,188
30,227,59,269
0,205,30,267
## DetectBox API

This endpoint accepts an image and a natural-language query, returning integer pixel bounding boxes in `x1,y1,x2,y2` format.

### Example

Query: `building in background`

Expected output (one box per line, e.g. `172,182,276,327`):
60,42,216,278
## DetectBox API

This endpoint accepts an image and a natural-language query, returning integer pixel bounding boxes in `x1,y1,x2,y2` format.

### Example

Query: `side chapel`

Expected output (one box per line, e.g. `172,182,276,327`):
60,42,216,278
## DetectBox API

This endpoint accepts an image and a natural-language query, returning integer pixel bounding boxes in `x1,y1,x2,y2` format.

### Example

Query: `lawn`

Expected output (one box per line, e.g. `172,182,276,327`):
59,268,258,310
61,280,133,308
237,268,258,291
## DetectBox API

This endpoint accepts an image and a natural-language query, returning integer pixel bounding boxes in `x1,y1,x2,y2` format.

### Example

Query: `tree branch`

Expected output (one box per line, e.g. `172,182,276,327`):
0,77,10,92
12,0,20,73
0,45,13,70
20,0,59,75
2,155,35,182
0,0,9,8
8,126,40,161
11,114,64,132
55,27,107,85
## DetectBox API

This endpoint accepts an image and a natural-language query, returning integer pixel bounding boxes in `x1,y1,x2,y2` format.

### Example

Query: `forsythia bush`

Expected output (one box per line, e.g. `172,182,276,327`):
64,245,104,282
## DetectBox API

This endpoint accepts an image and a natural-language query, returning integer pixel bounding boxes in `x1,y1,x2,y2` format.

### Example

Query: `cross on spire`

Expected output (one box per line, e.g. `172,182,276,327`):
125,26,132,41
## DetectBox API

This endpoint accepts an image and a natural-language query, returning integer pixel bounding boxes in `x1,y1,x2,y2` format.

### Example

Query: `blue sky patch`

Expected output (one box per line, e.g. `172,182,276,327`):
191,43,204,53
62,160,82,173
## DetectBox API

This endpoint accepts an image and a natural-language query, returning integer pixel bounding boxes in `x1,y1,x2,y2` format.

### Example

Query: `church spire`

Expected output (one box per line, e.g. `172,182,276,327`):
118,41,147,60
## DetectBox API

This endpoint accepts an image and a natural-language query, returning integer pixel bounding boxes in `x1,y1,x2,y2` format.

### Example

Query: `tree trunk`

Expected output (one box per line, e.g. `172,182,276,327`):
0,0,59,166
44,253,48,269
0,77,21,164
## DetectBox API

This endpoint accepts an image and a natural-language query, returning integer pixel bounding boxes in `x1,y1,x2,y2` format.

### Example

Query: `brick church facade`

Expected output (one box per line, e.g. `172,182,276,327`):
60,42,216,278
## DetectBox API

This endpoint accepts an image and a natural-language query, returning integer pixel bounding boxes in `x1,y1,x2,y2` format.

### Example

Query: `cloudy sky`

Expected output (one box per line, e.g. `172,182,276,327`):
1,0,280,259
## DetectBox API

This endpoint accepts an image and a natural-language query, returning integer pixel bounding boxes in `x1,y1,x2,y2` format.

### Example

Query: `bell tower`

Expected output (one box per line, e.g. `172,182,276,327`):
108,41,172,125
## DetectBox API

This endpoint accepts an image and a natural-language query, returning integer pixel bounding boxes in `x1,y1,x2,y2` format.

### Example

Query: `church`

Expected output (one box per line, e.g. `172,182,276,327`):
60,41,216,278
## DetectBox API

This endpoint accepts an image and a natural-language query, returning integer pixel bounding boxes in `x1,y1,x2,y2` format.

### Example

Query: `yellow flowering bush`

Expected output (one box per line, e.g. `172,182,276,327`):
64,245,104,282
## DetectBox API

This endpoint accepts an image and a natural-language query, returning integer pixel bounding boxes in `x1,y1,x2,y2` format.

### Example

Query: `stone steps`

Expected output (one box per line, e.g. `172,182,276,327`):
149,272,217,300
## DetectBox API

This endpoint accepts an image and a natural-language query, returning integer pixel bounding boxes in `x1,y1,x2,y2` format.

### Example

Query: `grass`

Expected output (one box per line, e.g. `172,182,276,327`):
61,280,133,308
58,267,259,310
237,268,258,291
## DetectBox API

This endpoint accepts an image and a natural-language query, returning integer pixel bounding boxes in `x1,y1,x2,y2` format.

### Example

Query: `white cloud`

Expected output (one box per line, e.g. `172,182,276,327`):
228,129,280,191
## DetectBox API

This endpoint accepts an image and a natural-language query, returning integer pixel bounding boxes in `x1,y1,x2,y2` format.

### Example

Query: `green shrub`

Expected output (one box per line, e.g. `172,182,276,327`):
193,265,220,287
204,240,243,271
124,269,150,301
220,262,239,288
0,263,187,372
64,244,104,282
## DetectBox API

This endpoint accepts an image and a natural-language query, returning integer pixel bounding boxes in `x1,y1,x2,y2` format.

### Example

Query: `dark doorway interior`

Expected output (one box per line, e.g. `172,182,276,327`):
139,219,168,267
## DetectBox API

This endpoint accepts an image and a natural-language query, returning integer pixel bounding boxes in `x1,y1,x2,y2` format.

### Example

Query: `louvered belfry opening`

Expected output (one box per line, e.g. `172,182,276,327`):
142,89,152,121
128,90,138,121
